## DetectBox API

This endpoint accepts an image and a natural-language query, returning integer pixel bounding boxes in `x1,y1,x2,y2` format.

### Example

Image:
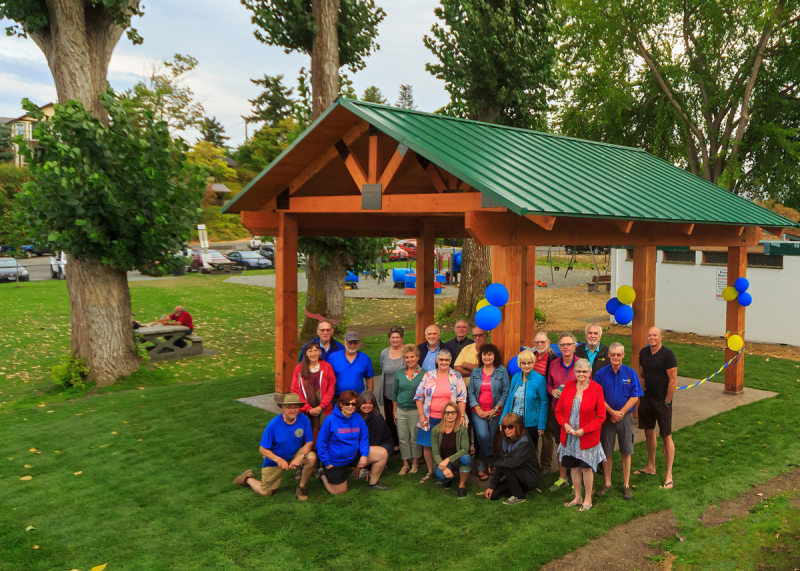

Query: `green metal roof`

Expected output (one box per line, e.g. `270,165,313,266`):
226,98,796,228
337,99,796,227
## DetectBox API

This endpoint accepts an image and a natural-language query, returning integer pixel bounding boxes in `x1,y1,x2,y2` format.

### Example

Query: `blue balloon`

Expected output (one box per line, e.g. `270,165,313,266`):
606,297,623,315
475,305,502,331
507,355,521,376
734,277,750,293
615,305,634,325
485,283,510,307
738,292,753,307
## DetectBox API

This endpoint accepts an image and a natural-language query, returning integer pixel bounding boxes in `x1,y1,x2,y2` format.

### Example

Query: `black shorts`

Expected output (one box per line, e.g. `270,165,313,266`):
322,455,361,486
560,455,592,470
638,394,672,437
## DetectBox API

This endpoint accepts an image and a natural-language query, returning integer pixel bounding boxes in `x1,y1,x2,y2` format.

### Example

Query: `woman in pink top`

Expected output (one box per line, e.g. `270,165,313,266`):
467,344,510,480
414,349,467,483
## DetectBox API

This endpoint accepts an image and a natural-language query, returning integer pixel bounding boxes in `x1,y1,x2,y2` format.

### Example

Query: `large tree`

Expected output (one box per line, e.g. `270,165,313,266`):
1,2,206,385
243,0,387,340
395,84,416,110
198,116,229,148
556,0,800,204
424,0,557,317
0,124,14,162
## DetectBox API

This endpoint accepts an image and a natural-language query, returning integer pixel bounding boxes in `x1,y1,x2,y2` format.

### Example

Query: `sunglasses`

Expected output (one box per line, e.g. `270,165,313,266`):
343,402,357,407
501,425,514,430
444,410,457,415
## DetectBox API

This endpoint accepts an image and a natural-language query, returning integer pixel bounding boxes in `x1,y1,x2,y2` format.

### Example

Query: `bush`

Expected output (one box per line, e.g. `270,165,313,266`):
201,206,251,241
534,305,547,321
435,301,456,323
51,353,89,389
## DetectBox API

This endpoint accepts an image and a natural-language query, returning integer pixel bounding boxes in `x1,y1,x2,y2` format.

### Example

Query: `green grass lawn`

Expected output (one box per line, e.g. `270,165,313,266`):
1,276,799,570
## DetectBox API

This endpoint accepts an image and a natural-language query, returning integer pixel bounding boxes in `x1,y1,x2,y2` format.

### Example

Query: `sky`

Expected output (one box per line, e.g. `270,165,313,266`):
0,0,450,147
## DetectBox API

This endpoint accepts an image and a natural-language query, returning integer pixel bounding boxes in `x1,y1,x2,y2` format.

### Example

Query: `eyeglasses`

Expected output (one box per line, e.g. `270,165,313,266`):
444,411,457,415
473,333,487,337
501,425,514,430
559,342,575,347
534,341,548,345
437,358,451,362
575,370,591,375
343,402,357,407
318,328,333,332
519,361,534,366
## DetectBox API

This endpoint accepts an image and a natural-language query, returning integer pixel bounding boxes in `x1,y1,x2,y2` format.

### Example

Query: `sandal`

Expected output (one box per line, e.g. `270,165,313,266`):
409,464,419,474
477,470,489,482
662,480,675,490
579,504,593,512
420,472,432,484
564,500,581,507
398,466,410,476
633,468,656,476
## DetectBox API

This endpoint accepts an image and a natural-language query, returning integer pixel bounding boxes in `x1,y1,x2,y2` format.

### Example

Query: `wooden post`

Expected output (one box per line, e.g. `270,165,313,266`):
274,212,298,395
521,246,537,347
491,245,525,368
416,218,436,344
630,245,656,372
368,129,379,184
725,246,746,394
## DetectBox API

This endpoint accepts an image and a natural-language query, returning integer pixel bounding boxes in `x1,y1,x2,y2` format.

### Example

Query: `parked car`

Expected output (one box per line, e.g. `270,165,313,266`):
395,239,417,259
249,237,262,250
0,258,29,282
225,250,274,269
564,245,610,255
258,244,275,262
386,248,409,262
50,251,67,279
1,243,50,258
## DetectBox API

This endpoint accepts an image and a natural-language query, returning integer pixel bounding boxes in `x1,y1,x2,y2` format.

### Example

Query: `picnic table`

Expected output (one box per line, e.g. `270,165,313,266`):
137,324,204,361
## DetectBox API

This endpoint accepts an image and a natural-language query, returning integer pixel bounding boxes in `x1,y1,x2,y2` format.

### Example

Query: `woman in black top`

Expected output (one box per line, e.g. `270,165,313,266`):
357,391,394,479
484,412,541,505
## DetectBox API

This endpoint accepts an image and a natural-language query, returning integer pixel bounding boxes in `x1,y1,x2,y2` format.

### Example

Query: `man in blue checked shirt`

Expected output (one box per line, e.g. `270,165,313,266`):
593,342,643,501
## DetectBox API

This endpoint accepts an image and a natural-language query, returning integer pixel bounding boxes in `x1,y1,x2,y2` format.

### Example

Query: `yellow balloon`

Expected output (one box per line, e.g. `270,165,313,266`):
727,334,744,352
617,285,636,305
476,299,490,311
721,286,738,301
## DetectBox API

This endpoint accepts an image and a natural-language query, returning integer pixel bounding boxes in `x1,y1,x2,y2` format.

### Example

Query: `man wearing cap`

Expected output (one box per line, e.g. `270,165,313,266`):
233,394,317,501
298,320,344,362
327,331,375,398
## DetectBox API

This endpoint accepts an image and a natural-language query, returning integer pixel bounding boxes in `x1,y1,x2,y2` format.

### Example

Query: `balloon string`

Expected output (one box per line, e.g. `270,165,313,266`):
676,348,744,390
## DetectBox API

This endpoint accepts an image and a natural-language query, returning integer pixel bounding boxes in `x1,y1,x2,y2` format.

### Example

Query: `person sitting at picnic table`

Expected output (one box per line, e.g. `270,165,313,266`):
467,343,510,482
151,305,193,347
484,412,541,505
355,391,395,479
317,391,391,493
501,349,548,450
233,394,316,501
431,401,471,499
394,344,425,476
414,349,468,484
554,358,606,512
290,341,336,442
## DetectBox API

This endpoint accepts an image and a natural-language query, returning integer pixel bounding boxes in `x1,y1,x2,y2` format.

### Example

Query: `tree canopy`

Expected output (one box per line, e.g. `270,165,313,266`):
199,116,229,148
396,85,416,109
361,86,387,104
245,74,296,126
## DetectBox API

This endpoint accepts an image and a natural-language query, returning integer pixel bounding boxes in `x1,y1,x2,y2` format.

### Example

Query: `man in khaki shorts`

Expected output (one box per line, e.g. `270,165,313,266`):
234,394,317,500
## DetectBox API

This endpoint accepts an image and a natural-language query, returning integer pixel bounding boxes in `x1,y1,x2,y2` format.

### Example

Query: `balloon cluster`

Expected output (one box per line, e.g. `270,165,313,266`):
721,278,752,307
475,283,509,332
606,285,636,325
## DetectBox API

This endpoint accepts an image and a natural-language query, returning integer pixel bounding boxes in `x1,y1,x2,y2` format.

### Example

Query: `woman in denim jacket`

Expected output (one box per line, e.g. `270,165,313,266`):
468,343,510,481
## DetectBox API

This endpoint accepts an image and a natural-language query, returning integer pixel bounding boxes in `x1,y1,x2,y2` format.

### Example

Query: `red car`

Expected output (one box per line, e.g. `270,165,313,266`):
395,240,417,259
387,248,409,262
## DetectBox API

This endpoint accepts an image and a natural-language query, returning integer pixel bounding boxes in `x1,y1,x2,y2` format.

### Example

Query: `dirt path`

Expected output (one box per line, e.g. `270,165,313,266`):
541,467,800,571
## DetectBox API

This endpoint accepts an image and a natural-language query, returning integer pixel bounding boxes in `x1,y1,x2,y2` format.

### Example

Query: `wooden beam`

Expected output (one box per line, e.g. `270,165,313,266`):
275,213,298,395
630,246,657,374
761,226,786,238
288,192,487,214
368,131,379,184
521,245,537,346
526,215,556,231
448,173,458,190
734,226,745,236
610,219,634,234
377,147,410,192
425,163,447,192
416,218,436,344
293,213,471,238
465,211,764,248
678,223,695,235
725,246,746,394
342,149,368,190
240,211,279,235
288,121,369,194
459,181,473,192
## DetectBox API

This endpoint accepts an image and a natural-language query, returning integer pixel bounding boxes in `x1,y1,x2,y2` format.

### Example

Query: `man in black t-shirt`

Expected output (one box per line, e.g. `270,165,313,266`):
634,327,678,489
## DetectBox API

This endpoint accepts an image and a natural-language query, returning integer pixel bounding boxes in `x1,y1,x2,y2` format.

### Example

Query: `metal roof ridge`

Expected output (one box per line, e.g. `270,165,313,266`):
339,98,649,154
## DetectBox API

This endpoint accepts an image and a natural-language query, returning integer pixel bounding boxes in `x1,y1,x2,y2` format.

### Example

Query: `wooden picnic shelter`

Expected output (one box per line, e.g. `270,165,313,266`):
224,99,797,397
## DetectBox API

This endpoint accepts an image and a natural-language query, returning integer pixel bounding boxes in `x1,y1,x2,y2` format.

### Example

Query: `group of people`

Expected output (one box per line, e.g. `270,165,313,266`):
235,318,678,508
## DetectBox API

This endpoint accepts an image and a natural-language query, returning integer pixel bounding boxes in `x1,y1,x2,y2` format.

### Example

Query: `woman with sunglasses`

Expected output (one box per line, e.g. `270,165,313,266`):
317,391,391,494
554,358,606,511
467,343,509,481
500,349,548,450
414,348,467,484
431,401,471,499
484,413,541,505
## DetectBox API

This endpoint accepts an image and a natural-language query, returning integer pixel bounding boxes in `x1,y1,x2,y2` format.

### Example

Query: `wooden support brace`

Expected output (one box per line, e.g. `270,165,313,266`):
526,215,556,231
368,130,379,184
678,223,695,235
378,147,409,191
417,155,447,192
240,211,279,236
761,226,786,238
610,219,634,234
289,121,369,194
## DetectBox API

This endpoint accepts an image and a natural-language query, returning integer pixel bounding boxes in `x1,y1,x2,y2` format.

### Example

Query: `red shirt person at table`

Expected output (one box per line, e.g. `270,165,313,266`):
152,306,194,347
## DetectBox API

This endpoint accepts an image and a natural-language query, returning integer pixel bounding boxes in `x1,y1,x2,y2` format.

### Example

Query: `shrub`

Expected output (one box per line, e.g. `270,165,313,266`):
534,305,547,321
435,301,456,323
51,353,89,389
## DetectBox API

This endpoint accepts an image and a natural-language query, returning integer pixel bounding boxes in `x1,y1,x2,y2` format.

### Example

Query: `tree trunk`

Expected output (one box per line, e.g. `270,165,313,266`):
455,239,492,318
310,0,340,120
66,256,139,385
27,0,141,384
299,248,353,342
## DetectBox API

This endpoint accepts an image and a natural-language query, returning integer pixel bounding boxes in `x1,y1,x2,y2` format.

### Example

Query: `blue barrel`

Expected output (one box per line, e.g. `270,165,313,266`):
393,267,410,284
453,252,462,271
434,283,442,294
346,271,359,283
435,274,446,283
405,274,416,289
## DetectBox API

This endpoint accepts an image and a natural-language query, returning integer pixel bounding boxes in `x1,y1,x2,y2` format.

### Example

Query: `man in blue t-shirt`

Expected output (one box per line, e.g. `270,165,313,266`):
233,394,317,500
594,342,643,501
327,331,374,397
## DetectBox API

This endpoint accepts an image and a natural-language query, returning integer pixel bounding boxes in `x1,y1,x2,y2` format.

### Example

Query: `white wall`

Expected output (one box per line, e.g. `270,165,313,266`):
611,249,800,346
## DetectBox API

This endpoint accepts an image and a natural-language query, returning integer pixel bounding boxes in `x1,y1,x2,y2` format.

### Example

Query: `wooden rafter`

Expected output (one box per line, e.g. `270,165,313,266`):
368,130,379,184
609,219,634,233
334,140,367,191
417,155,447,192
378,146,412,191
761,226,786,238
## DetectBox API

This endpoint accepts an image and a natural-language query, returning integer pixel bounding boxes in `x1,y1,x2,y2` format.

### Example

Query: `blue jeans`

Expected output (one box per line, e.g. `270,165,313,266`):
472,413,500,470
435,455,472,483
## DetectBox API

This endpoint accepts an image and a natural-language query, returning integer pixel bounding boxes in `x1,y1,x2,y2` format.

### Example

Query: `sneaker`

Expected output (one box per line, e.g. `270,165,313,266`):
369,482,391,491
596,484,612,497
441,479,452,489
623,486,634,501
504,496,526,505
458,487,467,499
357,468,370,481
233,469,254,487
295,485,309,501
295,467,302,481
548,477,569,492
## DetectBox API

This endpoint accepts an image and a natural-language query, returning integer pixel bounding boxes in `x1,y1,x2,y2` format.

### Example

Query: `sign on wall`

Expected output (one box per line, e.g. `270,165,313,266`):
716,269,727,300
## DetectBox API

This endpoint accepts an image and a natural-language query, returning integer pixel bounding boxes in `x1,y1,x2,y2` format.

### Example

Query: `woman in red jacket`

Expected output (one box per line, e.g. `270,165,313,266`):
290,341,336,441
554,358,606,511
